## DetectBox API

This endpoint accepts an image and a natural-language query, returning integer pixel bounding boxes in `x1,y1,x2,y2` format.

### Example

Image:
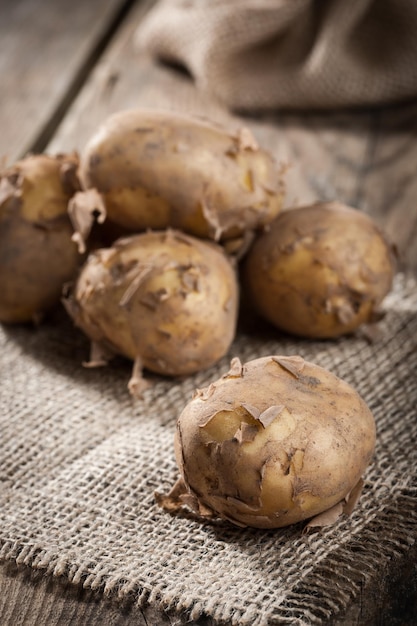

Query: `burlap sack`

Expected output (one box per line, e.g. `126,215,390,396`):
135,0,417,111
0,274,416,625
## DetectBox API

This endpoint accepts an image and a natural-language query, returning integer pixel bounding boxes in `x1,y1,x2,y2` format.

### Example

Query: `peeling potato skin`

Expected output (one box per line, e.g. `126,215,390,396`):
175,355,376,529
242,202,396,338
79,109,284,241
0,154,81,323
66,230,239,376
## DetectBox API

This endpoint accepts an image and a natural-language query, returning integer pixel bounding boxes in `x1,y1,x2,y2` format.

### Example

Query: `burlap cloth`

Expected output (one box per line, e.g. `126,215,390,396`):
135,0,417,111
0,274,416,625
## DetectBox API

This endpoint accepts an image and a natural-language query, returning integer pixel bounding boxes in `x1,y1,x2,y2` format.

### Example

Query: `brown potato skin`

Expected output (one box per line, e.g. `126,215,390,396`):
175,355,376,529
79,109,284,241
67,230,239,377
0,154,80,323
242,202,396,338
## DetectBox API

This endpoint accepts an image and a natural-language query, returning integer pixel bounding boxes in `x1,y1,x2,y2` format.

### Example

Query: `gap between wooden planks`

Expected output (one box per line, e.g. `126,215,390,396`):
0,0,140,164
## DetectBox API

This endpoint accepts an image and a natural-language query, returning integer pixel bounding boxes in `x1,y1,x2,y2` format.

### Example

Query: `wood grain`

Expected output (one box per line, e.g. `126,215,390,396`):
0,561,175,626
0,0,136,164
1,548,416,626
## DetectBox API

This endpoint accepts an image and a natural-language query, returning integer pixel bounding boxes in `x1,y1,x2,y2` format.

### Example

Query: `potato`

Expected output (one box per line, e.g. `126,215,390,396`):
0,153,81,323
157,355,376,529
64,230,239,394
242,202,396,338
74,109,284,246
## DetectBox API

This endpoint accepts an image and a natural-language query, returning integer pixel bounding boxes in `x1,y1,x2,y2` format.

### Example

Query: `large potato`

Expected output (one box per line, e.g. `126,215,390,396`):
64,230,239,394
159,355,376,529
76,109,284,243
242,202,396,338
0,153,81,323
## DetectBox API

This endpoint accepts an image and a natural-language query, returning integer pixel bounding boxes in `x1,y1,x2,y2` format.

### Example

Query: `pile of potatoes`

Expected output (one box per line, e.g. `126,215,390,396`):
0,108,396,529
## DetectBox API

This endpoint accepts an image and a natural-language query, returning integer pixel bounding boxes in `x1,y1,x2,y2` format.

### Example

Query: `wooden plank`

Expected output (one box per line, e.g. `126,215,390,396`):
0,561,176,626
1,548,416,626
0,0,135,164
45,0,232,155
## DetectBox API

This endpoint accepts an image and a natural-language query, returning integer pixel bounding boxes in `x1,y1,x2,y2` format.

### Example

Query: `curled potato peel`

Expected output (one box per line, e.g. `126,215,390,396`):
0,153,81,323
64,229,239,395
243,202,396,338
157,355,376,529
74,109,284,249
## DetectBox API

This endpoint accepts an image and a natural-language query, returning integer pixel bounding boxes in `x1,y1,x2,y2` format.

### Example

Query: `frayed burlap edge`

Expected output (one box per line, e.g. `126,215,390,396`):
0,274,416,626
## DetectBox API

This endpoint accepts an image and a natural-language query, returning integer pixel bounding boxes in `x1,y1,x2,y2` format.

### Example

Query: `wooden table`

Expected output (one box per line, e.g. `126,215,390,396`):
1,1,416,623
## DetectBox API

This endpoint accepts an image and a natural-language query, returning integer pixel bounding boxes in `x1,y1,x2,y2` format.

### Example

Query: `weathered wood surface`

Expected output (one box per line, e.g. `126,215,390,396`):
0,548,416,626
0,0,133,164
1,0,416,624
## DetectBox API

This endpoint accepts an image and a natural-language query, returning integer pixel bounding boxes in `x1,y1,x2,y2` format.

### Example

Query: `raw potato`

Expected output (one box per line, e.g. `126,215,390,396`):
243,202,396,338
157,355,376,529
0,153,81,323
75,109,284,246
64,230,239,394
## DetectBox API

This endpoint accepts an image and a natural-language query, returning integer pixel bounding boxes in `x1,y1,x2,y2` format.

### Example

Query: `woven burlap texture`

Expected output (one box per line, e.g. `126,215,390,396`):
135,0,417,111
0,274,416,626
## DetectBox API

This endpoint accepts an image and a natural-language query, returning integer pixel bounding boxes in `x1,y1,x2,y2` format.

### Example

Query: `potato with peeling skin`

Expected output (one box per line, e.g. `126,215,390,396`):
75,109,284,247
158,355,376,529
242,202,396,338
64,230,239,395
0,153,81,324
